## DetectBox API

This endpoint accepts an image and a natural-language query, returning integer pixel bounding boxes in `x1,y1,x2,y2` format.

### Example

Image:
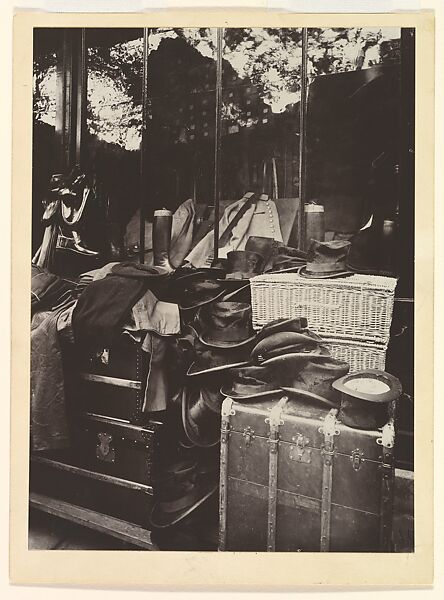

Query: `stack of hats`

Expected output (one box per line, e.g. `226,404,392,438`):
181,301,256,447
222,316,351,408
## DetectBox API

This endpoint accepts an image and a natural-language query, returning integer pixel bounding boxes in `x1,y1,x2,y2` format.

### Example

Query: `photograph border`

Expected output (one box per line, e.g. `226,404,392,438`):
10,9,434,588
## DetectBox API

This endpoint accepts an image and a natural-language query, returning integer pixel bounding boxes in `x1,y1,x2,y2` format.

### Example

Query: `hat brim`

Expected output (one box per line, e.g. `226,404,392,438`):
298,266,354,279
187,360,250,377
332,370,402,403
150,480,218,529
280,386,338,408
182,389,220,448
265,265,305,274
179,288,226,311
198,332,256,349
259,347,330,366
220,385,283,400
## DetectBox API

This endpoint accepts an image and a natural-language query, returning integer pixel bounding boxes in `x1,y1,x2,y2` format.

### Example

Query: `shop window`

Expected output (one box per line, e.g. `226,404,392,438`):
85,29,144,230
32,28,62,255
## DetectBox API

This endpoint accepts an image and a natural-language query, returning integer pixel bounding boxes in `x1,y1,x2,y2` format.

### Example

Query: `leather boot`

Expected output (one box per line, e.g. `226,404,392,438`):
153,209,175,273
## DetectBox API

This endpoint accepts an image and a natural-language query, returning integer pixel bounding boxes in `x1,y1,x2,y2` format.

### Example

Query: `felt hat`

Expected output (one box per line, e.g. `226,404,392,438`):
333,369,402,429
299,240,353,279
186,339,251,376
280,356,350,407
197,301,255,348
245,236,277,270
346,221,398,277
150,461,218,528
255,317,309,344
182,386,221,447
177,278,226,311
220,365,282,400
250,330,324,363
224,250,264,280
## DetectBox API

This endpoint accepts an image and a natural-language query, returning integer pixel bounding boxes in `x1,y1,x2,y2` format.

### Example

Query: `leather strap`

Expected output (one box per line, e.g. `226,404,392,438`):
217,192,256,248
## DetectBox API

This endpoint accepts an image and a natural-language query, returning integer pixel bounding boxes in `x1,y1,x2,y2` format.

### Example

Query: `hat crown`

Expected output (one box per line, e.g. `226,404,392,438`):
306,240,351,274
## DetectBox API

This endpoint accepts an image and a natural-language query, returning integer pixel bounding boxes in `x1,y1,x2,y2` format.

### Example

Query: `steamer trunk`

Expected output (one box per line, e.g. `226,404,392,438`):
63,334,149,423
219,396,395,552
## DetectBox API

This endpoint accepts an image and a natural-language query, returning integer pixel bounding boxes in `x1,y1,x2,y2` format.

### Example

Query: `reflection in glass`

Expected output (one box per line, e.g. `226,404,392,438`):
146,28,218,214
305,27,402,238
32,28,61,254
220,28,302,231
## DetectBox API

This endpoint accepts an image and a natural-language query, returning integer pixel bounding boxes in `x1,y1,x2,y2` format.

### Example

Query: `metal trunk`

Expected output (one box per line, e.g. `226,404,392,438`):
219,396,395,552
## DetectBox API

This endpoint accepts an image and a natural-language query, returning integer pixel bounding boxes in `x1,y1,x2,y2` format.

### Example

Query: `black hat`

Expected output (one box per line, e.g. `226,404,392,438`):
197,301,255,348
255,317,308,343
299,240,353,279
251,330,324,363
220,366,282,400
177,277,226,311
333,369,402,429
182,387,221,447
187,340,251,376
281,356,350,408
224,250,264,280
150,461,218,528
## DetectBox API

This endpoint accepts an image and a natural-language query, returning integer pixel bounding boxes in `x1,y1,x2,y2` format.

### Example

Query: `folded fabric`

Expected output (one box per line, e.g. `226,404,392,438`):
72,275,147,348
131,289,180,336
31,308,71,451
186,197,283,268
142,332,169,412
31,264,75,313
56,301,76,344
79,261,120,282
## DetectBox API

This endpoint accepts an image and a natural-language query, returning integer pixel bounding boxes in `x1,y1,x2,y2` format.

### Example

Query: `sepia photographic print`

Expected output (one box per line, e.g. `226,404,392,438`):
10,9,434,588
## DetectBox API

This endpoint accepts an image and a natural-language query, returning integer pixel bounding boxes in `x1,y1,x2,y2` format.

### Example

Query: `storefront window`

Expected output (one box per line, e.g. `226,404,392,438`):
305,27,402,236
145,27,218,214
85,29,144,231
32,28,62,255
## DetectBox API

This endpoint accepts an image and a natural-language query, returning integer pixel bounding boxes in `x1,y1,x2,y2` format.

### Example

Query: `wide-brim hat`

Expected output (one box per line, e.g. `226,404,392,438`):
221,379,282,400
299,240,353,279
259,347,331,366
150,472,218,528
251,330,324,362
333,369,402,429
280,387,339,408
182,387,221,447
177,278,227,311
279,356,350,405
255,317,309,343
196,301,256,348
298,266,353,279
187,343,251,376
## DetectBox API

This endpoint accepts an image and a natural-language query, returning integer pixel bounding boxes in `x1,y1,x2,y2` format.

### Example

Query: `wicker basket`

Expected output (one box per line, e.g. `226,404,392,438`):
324,337,387,372
250,272,397,345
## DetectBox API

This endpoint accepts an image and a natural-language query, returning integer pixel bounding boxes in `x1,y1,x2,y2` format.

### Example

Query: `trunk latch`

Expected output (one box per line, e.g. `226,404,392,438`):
96,432,115,463
290,433,312,463
350,448,365,471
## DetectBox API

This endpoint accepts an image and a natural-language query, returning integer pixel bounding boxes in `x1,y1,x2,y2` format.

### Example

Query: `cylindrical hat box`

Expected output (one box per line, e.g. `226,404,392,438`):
305,203,325,249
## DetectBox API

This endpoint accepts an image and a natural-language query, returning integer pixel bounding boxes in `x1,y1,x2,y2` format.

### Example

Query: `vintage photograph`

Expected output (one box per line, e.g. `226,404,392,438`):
28,25,415,554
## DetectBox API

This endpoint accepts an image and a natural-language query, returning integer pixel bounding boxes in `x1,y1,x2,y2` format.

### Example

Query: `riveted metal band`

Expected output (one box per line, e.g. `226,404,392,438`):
378,418,395,551
219,397,235,551
319,409,339,552
265,396,288,552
